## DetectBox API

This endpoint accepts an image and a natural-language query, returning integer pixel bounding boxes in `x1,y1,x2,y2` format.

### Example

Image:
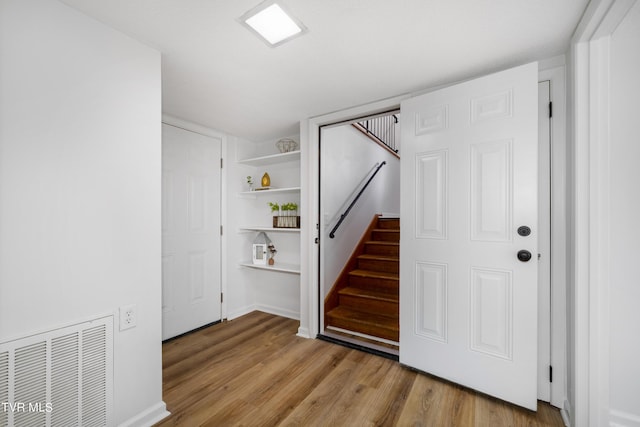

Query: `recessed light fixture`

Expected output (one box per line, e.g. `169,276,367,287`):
239,1,307,47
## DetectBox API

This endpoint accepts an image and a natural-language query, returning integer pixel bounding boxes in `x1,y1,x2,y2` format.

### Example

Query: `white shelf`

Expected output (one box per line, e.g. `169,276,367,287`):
240,262,300,275
239,226,300,232
237,146,301,280
238,151,300,167
238,187,300,196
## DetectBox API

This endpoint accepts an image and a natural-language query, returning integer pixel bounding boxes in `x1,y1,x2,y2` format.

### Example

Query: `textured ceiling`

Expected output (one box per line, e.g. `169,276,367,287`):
60,0,588,141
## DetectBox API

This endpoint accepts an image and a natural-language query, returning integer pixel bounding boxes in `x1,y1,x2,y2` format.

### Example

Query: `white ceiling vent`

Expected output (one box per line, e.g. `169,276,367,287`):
0,316,113,427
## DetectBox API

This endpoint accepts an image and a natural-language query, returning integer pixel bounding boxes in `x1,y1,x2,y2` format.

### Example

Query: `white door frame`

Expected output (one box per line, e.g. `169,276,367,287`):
299,94,407,339
569,0,637,425
161,114,228,320
300,63,567,407
539,60,569,410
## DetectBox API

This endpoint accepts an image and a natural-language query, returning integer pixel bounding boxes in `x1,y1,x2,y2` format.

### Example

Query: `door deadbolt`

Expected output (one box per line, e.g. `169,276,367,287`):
517,250,532,262
517,226,531,237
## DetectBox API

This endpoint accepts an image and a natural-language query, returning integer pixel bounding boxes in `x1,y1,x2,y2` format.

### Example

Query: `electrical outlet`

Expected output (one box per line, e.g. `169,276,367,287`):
119,304,137,331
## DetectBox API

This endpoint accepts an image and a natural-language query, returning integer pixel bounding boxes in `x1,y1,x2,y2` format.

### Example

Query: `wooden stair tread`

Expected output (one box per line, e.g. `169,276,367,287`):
326,307,398,336
371,228,400,242
357,254,399,261
327,306,398,327
349,269,399,280
365,241,399,246
339,286,399,302
376,218,401,230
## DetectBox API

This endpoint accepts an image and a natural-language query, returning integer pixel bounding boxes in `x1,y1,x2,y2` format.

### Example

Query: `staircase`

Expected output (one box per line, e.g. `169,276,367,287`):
325,216,399,342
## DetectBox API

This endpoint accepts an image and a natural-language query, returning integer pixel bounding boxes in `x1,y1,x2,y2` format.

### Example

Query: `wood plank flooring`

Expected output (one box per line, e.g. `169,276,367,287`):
156,311,564,427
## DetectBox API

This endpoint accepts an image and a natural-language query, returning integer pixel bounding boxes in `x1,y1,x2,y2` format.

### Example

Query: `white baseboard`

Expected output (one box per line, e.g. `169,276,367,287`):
227,304,300,322
560,399,571,427
226,304,256,321
610,409,640,427
256,304,300,320
118,401,170,427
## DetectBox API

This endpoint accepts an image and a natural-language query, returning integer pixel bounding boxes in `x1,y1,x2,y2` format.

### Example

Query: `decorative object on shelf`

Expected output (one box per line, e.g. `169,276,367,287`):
276,138,298,153
273,216,301,228
268,202,279,215
261,172,271,188
252,232,272,265
267,243,277,265
281,202,298,215
273,201,300,228
246,175,254,191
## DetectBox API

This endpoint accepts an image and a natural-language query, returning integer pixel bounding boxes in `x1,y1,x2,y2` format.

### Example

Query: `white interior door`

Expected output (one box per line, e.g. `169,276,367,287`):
399,63,539,410
162,124,222,340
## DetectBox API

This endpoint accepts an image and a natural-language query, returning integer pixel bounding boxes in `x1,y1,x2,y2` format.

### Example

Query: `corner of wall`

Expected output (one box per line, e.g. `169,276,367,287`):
539,54,567,71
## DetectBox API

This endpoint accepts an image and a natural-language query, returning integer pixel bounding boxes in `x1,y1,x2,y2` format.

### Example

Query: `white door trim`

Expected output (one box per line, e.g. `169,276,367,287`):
161,114,228,320
569,0,637,425
301,63,568,409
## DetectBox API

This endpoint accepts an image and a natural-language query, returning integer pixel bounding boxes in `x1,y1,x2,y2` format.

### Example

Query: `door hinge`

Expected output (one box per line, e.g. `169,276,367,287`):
220,158,223,169
549,365,553,383
221,293,224,303
549,101,553,118
220,225,223,236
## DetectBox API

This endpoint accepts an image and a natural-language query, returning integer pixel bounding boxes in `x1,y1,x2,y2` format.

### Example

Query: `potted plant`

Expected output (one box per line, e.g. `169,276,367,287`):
281,202,291,217
267,243,277,265
267,202,279,214
286,202,298,216
280,202,299,227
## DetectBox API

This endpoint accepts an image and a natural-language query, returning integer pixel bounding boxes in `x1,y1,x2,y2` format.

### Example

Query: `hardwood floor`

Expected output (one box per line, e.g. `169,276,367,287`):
156,311,564,427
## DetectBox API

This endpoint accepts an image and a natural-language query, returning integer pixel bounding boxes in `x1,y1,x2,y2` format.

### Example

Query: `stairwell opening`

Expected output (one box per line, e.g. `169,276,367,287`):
318,111,401,356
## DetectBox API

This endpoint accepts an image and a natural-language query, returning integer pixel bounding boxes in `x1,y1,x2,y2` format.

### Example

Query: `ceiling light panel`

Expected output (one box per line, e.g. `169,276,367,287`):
240,1,307,47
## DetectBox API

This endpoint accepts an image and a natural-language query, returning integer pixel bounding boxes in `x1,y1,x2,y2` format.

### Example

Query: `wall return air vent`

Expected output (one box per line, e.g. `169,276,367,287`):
0,316,113,426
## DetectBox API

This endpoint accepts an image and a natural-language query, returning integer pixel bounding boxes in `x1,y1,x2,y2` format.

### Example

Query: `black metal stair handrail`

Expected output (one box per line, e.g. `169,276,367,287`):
329,161,387,239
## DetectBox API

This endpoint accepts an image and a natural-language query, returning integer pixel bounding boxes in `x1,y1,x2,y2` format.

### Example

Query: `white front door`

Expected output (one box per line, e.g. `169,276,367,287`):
162,124,222,340
399,63,539,409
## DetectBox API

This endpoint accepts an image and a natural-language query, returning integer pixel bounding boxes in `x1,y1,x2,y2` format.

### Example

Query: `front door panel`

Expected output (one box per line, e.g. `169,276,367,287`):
400,63,538,410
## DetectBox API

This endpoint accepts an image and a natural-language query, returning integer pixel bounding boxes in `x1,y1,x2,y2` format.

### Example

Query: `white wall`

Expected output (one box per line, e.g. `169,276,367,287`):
609,1,640,421
321,125,401,297
0,1,165,425
223,136,256,319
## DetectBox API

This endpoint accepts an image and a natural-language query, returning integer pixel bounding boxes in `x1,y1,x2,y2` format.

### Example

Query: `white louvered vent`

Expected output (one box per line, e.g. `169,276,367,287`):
1,351,9,427
0,316,113,427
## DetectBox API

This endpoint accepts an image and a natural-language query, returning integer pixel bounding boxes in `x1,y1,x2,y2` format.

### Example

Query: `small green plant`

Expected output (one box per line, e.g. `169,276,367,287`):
281,202,298,212
268,202,279,212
